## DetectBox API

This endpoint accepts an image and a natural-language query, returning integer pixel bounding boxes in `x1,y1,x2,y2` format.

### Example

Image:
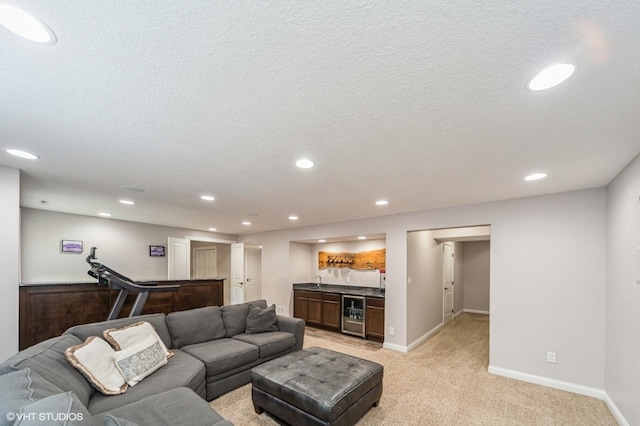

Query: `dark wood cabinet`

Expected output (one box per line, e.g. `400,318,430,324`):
293,290,323,326
365,296,385,342
322,293,341,330
294,288,384,342
19,279,224,350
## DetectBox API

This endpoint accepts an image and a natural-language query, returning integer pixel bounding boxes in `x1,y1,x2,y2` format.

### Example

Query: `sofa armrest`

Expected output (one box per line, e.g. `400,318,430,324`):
276,315,305,351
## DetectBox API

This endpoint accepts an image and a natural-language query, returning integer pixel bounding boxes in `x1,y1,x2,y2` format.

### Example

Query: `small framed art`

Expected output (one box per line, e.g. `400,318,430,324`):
149,245,165,257
61,240,83,253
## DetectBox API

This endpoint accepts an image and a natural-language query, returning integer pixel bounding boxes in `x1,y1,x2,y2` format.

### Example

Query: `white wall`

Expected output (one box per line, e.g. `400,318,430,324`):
21,208,237,283
407,230,444,343
605,153,640,425
461,241,490,312
0,166,20,361
290,242,313,286
241,187,607,392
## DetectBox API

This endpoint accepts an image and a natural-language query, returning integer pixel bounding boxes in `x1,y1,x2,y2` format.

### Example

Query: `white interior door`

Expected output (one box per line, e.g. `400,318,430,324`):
194,247,217,279
244,248,262,302
443,242,454,324
230,243,245,304
168,237,190,280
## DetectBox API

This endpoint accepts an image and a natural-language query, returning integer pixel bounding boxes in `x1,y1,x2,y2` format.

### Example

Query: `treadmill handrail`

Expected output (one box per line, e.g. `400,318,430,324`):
86,247,180,319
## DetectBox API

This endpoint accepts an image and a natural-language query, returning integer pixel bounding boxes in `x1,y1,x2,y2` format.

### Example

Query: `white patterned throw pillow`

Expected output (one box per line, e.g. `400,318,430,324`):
103,321,173,359
112,335,168,386
65,336,128,395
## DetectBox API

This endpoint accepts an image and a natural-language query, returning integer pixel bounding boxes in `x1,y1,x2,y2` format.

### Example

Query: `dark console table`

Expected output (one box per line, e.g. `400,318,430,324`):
19,279,224,350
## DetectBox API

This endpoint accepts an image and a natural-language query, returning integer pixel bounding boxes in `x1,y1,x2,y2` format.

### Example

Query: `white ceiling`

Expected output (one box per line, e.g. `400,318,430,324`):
2,1,639,235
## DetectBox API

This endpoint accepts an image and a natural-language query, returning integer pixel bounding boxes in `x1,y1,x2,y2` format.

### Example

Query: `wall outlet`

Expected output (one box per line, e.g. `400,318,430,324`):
346,276,350,283
389,326,395,336
276,306,285,315
546,352,557,363
408,276,412,285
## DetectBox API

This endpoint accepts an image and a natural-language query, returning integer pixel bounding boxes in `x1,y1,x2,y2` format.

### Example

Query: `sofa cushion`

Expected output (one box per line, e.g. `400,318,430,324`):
104,415,138,426
92,388,231,426
87,349,205,415
113,335,167,386
0,335,94,407
220,300,267,337
64,313,172,350
181,338,259,377
166,306,226,347
65,336,127,395
245,303,278,334
104,321,173,359
16,391,92,426
232,331,296,358
0,368,64,425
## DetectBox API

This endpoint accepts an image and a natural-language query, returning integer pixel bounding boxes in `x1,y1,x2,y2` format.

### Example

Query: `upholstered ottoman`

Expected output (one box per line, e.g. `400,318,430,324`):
251,347,383,426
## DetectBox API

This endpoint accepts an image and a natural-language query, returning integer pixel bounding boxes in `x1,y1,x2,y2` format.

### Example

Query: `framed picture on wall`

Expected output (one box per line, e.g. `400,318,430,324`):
61,240,83,253
149,245,165,257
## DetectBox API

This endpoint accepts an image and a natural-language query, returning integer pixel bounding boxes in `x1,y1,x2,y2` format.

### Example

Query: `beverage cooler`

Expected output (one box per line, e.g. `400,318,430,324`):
342,295,365,337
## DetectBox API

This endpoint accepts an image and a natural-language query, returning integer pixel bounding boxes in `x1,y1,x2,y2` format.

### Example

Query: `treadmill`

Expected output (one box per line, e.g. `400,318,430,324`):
86,247,180,320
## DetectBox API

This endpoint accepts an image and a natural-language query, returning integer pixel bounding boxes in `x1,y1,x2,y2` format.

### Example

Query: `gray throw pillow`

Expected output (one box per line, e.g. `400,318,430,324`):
221,300,267,337
245,303,278,334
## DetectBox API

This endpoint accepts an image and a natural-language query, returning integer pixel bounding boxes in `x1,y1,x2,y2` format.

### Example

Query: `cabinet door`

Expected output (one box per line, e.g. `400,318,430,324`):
293,296,307,320
365,297,385,341
307,298,323,325
322,296,341,330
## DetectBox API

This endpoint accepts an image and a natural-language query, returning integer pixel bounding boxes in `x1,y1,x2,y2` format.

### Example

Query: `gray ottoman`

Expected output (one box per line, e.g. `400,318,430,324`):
251,347,383,426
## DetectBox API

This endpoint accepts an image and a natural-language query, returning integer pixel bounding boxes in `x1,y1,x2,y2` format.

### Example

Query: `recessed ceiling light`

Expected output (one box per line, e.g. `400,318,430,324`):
525,173,547,181
208,227,217,232
6,149,39,159
358,236,367,240
0,5,57,44
119,199,135,205
99,213,111,217
296,159,314,169
242,221,251,225
318,239,326,243
375,200,388,206
201,195,215,201
528,64,575,91
289,216,299,220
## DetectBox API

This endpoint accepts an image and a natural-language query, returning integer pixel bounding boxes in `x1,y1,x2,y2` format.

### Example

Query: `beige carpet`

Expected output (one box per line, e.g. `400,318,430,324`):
210,313,617,425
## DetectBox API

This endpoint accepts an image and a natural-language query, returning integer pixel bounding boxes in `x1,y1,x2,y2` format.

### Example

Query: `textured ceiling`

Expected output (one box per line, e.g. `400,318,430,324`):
1,1,639,235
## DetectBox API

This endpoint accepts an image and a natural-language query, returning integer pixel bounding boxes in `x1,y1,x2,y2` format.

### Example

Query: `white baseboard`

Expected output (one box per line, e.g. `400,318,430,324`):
463,309,490,315
488,365,629,425
602,392,630,426
382,341,408,353
382,323,444,353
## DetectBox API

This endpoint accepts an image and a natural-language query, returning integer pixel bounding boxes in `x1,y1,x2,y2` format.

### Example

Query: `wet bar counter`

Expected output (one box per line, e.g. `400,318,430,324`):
293,283,385,342
292,283,385,298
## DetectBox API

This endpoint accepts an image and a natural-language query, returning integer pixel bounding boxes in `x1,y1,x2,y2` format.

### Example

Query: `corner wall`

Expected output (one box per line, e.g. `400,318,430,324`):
605,153,640,425
0,166,20,361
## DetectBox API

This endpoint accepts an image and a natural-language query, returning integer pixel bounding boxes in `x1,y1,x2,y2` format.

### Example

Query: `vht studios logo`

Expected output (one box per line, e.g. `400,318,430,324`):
6,412,85,423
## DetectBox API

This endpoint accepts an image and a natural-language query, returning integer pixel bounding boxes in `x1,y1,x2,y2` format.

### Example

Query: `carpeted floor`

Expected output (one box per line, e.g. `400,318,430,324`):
210,313,617,425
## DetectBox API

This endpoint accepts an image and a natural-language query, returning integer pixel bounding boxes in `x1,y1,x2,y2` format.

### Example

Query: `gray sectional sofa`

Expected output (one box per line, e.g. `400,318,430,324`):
0,299,305,426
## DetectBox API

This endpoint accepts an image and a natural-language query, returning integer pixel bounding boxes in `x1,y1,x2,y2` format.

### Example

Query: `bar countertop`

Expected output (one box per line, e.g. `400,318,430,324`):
293,283,385,298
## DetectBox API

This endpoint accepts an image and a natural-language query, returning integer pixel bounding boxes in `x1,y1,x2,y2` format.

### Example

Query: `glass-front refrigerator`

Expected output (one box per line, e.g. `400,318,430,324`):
342,295,365,337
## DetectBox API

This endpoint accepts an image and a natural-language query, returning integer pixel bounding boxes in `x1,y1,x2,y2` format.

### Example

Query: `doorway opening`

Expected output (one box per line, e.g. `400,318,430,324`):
406,225,490,351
